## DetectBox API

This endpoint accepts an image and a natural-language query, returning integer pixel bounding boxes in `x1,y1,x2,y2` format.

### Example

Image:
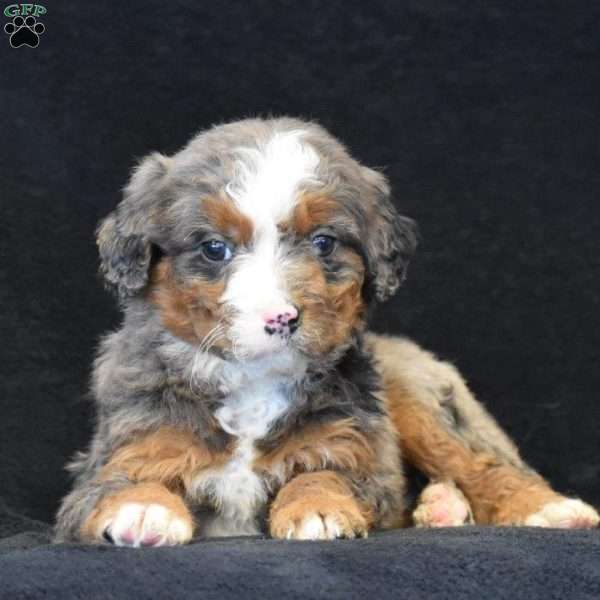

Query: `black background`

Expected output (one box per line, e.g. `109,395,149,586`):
1,1,599,524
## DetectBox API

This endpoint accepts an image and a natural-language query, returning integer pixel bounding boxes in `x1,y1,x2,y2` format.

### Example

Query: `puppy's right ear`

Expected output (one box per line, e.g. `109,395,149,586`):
96,152,171,299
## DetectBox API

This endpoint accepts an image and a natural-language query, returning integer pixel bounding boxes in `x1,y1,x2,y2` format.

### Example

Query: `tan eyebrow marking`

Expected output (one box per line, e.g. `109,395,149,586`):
202,194,254,245
283,193,342,236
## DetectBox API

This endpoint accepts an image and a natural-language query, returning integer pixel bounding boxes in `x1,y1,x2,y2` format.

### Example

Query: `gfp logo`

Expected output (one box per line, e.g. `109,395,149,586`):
4,4,46,47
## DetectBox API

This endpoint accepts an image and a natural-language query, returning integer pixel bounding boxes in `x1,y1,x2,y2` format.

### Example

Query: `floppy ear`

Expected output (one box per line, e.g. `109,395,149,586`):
96,152,171,299
361,167,418,303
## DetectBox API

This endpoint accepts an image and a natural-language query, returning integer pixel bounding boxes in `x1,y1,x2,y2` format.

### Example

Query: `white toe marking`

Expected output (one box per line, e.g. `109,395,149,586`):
167,518,194,545
104,502,192,547
324,515,343,539
109,503,145,547
286,513,357,540
525,499,599,529
142,504,169,533
298,515,327,540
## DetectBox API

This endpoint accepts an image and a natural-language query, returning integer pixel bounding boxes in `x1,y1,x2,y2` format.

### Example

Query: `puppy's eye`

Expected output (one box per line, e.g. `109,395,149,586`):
201,239,233,262
311,234,336,257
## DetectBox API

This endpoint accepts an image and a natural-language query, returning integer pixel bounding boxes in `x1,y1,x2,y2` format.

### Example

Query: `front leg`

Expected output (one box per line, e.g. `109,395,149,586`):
56,426,228,544
269,471,371,540
259,414,405,540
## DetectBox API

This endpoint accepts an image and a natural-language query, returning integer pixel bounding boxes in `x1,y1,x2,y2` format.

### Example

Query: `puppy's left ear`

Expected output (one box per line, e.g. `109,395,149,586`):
96,152,172,299
361,167,418,302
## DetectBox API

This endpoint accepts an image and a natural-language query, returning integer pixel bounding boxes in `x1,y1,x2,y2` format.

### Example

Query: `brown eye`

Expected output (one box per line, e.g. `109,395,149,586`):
311,234,336,257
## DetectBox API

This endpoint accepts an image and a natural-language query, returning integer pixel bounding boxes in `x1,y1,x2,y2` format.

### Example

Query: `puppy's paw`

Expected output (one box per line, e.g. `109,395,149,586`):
524,498,599,529
270,498,368,540
413,481,473,528
101,502,193,547
81,483,194,546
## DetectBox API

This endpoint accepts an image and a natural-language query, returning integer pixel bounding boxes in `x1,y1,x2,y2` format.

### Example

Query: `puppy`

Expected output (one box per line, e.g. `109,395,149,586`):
56,118,598,545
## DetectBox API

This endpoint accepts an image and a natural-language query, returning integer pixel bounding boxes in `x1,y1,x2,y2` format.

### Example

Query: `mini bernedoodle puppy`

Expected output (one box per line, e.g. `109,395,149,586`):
56,118,599,545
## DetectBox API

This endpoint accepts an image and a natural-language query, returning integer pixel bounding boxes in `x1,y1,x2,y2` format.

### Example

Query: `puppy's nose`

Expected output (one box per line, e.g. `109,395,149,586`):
263,306,300,336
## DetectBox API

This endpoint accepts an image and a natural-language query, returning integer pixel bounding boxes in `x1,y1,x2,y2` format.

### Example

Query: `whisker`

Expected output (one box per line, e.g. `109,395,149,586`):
187,320,228,390
198,324,224,354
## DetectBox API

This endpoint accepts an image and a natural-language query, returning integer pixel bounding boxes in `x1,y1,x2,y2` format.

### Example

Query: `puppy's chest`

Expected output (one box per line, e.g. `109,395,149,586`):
216,380,290,440
192,380,292,535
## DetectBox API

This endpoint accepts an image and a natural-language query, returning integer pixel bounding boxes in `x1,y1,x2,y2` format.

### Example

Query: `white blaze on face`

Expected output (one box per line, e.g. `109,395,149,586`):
226,129,320,225
222,130,320,357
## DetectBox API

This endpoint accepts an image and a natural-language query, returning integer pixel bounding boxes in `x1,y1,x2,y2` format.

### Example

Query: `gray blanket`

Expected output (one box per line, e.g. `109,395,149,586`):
0,505,599,600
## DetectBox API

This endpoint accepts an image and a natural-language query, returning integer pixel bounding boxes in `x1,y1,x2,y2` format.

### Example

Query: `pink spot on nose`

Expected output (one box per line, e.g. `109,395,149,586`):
262,306,299,326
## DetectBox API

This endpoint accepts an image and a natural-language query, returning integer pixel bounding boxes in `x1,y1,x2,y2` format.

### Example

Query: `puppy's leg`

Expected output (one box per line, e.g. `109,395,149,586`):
269,471,372,540
81,482,194,546
370,334,599,528
56,426,225,544
262,414,405,540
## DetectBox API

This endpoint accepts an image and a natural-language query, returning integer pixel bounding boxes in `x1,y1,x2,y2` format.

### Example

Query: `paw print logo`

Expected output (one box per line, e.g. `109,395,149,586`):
4,15,45,48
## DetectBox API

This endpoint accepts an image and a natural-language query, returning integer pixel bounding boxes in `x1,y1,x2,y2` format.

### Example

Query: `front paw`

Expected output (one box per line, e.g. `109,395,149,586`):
270,496,368,540
81,483,194,547
101,502,193,547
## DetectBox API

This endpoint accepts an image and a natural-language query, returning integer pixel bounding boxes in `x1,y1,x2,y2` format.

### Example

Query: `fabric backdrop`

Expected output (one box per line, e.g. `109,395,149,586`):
1,0,599,529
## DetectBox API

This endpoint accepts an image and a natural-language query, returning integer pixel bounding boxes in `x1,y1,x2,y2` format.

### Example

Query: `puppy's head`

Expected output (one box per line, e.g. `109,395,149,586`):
97,118,417,361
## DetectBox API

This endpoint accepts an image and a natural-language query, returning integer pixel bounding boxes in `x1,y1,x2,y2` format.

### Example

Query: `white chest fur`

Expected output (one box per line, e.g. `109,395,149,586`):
192,355,304,537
